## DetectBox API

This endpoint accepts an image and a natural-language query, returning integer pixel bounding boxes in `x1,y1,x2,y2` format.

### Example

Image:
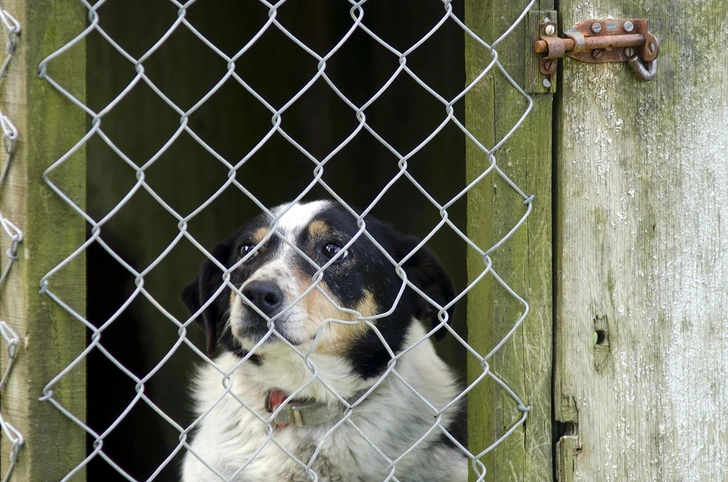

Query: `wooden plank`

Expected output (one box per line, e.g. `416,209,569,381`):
0,1,87,480
465,2,553,481
555,0,728,480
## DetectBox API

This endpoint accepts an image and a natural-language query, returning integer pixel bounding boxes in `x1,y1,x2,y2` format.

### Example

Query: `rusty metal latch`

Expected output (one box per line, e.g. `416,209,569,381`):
535,18,659,81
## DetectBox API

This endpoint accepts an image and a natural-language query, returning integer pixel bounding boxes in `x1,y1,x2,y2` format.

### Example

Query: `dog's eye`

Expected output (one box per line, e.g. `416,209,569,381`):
238,244,258,262
322,242,349,262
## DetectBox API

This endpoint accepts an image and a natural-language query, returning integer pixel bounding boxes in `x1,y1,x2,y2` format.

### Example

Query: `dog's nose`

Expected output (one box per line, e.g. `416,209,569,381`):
242,280,284,316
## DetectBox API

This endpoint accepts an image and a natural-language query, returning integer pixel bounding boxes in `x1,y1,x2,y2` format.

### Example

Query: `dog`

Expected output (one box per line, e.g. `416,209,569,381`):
181,200,467,481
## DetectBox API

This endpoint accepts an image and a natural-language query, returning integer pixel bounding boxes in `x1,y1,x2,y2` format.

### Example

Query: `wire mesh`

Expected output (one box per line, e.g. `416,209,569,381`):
0,5,23,482
25,0,536,480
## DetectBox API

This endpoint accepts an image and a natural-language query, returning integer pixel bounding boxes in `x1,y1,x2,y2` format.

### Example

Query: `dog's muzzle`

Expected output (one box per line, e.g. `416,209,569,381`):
242,280,284,318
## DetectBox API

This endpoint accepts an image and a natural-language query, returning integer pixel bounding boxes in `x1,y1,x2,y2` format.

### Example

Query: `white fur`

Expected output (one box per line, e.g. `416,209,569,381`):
270,200,333,236
182,322,467,482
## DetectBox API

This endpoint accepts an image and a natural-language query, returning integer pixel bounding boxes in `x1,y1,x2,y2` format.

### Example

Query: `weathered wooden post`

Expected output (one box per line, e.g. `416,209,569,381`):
0,1,87,479
555,1,728,480
465,2,554,481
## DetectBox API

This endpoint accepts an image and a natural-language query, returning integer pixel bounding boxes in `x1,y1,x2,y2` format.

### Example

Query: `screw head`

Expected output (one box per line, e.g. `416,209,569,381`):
542,78,552,88
624,47,635,58
624,21,634,32
591,22,602,33
545,24,555,36
591,49,603,59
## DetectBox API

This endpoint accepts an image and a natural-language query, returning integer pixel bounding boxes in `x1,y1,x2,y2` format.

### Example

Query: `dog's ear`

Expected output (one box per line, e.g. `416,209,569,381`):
396,234,456,341
182,237,236,355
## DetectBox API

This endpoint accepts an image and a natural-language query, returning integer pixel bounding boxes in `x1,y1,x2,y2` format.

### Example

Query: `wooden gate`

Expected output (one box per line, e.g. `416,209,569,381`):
466,0,728,481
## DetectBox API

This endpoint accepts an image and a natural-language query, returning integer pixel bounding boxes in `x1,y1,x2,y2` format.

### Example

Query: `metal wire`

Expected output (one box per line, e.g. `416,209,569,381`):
29,1,539,480
0,4,22,480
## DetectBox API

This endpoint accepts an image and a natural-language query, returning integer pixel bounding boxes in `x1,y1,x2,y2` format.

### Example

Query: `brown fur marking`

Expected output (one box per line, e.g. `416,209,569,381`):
308,220,329,239
295,274,377,355
252,227,270,244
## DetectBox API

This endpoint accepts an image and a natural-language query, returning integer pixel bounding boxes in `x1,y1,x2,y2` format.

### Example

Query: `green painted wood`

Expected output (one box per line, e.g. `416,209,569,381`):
465,2,554,481
0,1,87,480
555,1,728,480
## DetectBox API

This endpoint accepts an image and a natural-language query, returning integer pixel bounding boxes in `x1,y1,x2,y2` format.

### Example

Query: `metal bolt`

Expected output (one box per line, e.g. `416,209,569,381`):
542,78,552,88
624,47,635,58
545,24,555,36
591,49,603,59
591,22,602,33
624,21,634,32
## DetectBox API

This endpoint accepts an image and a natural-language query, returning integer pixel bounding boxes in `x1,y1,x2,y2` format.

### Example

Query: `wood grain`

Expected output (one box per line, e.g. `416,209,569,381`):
465,1,554,481
555,1,728,480
0,1,87,480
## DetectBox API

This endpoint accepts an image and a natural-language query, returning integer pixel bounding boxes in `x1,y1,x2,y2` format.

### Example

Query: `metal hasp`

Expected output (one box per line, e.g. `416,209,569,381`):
535,19,659,81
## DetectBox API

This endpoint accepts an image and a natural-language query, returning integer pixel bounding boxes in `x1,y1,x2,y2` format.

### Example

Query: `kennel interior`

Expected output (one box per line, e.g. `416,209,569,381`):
0,1,550,480
86,2,468,479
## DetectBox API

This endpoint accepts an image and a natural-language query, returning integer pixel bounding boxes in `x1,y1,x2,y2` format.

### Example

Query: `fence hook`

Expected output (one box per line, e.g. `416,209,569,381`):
627,55,657,81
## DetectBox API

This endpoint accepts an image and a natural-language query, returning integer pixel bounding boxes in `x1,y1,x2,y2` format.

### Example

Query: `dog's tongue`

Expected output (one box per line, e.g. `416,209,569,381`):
267,390,291,428
268,389,288,410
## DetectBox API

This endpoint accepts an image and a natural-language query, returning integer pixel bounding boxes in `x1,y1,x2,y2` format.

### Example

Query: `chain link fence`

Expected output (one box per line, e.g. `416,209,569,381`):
0,5,23,481
4,0,538,480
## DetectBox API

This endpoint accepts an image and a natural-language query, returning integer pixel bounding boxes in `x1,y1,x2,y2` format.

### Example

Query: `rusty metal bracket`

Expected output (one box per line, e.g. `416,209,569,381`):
535,18,659,81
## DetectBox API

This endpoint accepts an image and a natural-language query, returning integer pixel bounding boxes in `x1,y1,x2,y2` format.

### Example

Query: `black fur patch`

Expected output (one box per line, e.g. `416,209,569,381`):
437,399,467,448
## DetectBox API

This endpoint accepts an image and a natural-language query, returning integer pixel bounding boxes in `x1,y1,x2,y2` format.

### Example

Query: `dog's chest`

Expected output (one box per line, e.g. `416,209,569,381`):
188,388,436,482
225,414,396,481
184,336,465,482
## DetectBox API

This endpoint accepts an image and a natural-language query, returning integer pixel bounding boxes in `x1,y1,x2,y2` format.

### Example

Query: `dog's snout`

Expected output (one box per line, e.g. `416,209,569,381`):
242,280,284,316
